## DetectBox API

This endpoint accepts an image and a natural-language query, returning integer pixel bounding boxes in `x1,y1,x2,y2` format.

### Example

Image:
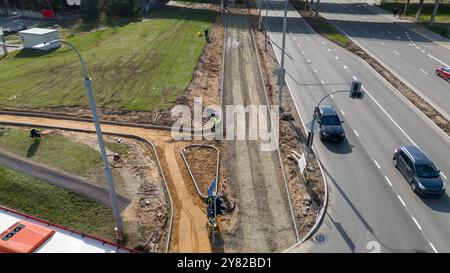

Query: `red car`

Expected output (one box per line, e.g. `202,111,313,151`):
435,66,450,82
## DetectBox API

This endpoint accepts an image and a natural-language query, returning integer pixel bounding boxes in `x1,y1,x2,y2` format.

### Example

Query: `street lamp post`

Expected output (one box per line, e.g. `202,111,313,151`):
33,40,125,242
264,0,269,51
277,0,288,109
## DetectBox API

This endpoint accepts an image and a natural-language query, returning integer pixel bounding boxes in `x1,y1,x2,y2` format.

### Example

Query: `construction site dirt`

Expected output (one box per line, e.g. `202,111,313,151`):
247,1,326,240
219,3,297,253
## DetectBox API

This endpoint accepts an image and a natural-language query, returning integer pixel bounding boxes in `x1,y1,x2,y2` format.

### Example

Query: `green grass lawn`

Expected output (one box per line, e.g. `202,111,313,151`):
0,128,123,188
0,6,216,111
381,2,450,36
0,166,116,241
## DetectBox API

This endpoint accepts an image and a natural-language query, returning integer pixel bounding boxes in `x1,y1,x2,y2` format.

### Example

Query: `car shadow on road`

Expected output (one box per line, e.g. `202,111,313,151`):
26,139,40,158
321,137,353,154
421,192,450,213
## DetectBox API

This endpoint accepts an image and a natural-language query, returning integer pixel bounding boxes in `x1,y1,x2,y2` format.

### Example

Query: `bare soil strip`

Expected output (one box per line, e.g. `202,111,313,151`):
220,4,297,253
247,0,326,240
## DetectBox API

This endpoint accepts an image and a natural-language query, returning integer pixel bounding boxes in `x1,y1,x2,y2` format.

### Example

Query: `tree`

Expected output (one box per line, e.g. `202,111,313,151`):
415,0,424,21
403,0,410,15
429,0,441,27
82,0,99,21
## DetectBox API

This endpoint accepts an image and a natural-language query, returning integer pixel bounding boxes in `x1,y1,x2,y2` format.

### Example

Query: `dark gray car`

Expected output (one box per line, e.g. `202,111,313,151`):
393,145,445,196
314,104,345,142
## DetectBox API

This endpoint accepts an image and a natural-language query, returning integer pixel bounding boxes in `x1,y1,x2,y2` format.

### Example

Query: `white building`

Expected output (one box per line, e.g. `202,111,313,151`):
18,28,60,51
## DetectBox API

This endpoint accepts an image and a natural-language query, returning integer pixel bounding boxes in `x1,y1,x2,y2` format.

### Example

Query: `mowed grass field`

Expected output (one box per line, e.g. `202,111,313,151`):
0,128,123,188
0,6,216,111
0,166,117,241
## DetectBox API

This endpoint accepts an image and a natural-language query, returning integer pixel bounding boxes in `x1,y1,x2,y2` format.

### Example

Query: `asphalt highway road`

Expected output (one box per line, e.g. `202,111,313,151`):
262,0,450,252
319,0,450,120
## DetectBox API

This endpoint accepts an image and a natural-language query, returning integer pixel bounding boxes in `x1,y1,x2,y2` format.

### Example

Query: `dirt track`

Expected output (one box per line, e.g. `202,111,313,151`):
220,4,296,252
0,114,211,253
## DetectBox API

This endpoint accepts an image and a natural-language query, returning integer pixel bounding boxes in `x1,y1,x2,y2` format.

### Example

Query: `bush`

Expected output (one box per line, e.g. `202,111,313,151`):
82,0,100,21
104,0,142,17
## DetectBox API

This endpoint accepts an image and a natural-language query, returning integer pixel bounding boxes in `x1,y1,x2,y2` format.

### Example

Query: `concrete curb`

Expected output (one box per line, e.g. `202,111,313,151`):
262,1,329,250
247,0,300,244
180,144,220,200
0,120,174,253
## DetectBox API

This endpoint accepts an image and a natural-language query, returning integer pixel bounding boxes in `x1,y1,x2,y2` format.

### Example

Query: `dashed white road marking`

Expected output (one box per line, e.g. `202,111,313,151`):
343,65,348,69
328,48,331,52
302,51,305,55
427,54,449,67
412,217,422,230
352,76,358,81
297,43,301,47
307,59,312,63
335,56,339,60
384,176,392,186
313,68,318,73
340,110,345,116
363,86,418,147
421,50,426,53
430,243,438,253
321,41,325,45
416,46,420,50
393,50,400,55
397,195,406,207
330,94,334,98
321,80,325,85
441,172,447,180
419,68,429,75
353,129,360,137
373,159,381,169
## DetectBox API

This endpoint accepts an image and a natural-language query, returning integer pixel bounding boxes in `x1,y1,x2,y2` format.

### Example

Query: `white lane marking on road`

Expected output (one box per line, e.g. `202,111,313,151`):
340,110,345,116
330,94,334,98
441,172,447,180
352,76,358,81
353,129,360,137
328,48,331,52
335,56,339,60
416,46,420,50
393,50,400,55
397,195,406,207
419,68,429,75
363,86,418,147
321,80,325,85
429,243,438,253
421,50,426,53
408,42,413,46
412,43,416,46
412,217,422,230
313,68,318,73
321,41,325,45
343,65,348,69
427,54,449,67
384,176,393,186
307,59,312,63
373,159,381,169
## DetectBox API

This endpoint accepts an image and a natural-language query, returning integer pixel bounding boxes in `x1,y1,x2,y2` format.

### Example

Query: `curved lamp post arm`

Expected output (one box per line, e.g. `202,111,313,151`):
316,90,350,108
33,38,125,242
40,39,89,80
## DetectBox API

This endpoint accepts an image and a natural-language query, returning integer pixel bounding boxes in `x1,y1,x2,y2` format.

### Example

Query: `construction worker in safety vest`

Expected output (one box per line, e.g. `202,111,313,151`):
210,112,220,133
30,128,41,139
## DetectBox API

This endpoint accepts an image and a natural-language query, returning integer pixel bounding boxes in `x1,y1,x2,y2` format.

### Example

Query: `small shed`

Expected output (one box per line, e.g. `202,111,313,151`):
18,28,60,51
